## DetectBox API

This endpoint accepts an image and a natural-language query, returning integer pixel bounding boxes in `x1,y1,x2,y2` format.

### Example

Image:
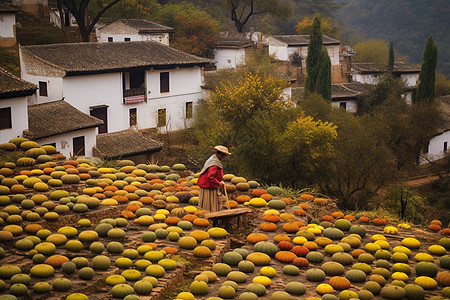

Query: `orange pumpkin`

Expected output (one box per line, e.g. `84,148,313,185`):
236,195,251,203
193,218,210,227
331,211,344,219
314,197,326,204
165,217,181,225
251,189,267,197
113,195,129,203
351,249,365,258
282,222,300,233
428,224,441,232
195,210,207,216
24,224,43,234
260,222,277,232
372,218,387,225
66,168,79,174
247,233,268,244
162,247,178,254
275,251,297,263
329,276,351,290
322,215,334,222
298,203,308,210
139,197,154,204
121,210,135,219
20,170,33,176
63,160,78,167
104,186,119,192
442,228,450,235
291,246,310,257
436,271,450,286
43,168,55,174
280,198,293,204
150,179,164,184
63,164,76,169
146,242,157,250
359,216,370,223
93,193,106,200
260,193,273,201
183,214,198,222
294,221,305,227
292,257,309,268
125,193,139,201
126,205,141,213
430,219,443,227
263,214,281,223
344,214,356,221
227,200,238,208
273,234,291,243
278,241,293,251
79,173,91,180
45,254,69,267
300,194,314,201
294,209,306,216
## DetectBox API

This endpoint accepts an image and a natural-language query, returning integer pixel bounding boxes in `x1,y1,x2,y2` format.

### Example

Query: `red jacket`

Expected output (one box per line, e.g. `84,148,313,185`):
197,165,223,189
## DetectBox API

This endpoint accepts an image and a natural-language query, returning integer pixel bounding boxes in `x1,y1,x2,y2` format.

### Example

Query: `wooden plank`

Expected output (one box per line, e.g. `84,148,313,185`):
204,207,252,219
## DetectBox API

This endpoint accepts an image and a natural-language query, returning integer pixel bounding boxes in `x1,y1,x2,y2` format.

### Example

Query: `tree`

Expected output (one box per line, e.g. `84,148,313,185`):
305,16,323,95
415,35,438,103
157,2,220,57
227,0,292,32
316,48,332,100
388,40,394,73
88,0,160,20
295,14,337,37
352,39,388,64
61,0,122,42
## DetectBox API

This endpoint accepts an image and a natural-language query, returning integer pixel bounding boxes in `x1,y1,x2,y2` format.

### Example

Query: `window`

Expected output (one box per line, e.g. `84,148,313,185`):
186,102,193,119
130,108,137,127
0,107,12,129
90,106,108,134
124,37,131,42
108,37,113,42
444,142,448,153
157,108,166,127
160,72,169,93
123,70,145,90
339,102,347,110
64,11,71,26
39,81,48,97
73,136,85,156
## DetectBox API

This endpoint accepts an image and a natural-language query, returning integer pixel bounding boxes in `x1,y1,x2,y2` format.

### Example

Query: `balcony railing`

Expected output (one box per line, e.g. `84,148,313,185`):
123,87,147,104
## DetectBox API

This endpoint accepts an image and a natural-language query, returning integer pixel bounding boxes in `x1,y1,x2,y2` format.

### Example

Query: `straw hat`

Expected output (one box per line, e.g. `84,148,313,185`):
210,145,231,156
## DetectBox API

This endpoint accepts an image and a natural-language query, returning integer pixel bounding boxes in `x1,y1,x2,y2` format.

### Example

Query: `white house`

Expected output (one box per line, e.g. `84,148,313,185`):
96,19,173,45
330,82,367,114
420,95,450,164
0,67,36,143
214,32,258,70
268,35,343,83
351,62,420,87
0,3,18,47
25,100,103,158
19,41,212,134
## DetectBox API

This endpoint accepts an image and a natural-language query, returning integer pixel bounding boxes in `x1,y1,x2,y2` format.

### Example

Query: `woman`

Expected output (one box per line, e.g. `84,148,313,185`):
197,145,231,212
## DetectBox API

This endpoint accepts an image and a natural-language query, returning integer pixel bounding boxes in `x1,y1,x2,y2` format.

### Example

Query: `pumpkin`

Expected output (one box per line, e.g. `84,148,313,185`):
212,263,232,276
329,276,351,290
380,285,406,299
245,283,266,296
246,252,271,266
223,251,243,266
247,233,268,244
275,251,297,263
305,268,326,282
285,281,306,295
254,241,278,256
193,246,212,258
292,257,309,268
45,254,69,268
30,264,54,278
278,241,293,251
260,222,277,232
282,222,300,233
436,271,450,286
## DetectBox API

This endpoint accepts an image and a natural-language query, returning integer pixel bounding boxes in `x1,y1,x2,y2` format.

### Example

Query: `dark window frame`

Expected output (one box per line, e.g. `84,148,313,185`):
108,37,113,42
0,107,12,130
129,108,137,127
186,102,193,119
73,136,85,156
39,81,48,97
160,72,169,93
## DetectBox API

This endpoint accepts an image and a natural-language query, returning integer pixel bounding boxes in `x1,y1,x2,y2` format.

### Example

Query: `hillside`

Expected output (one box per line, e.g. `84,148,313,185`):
334,0,450,77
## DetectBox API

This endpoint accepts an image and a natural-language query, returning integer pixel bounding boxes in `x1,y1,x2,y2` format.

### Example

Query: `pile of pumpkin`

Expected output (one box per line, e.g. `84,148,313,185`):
175,199,450,300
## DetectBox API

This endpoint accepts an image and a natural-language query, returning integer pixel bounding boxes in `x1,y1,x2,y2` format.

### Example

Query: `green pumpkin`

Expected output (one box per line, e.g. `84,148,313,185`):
305,268,326,282
415,261,439,277
345,269,367,283
133,280,153,295
78,267,94,280
380,285,406,299
212,263,232,276
322,261,345,276
218,285,236,299
323,227,345,239
52,278,72,292
190,280,208,295
222,251,243,266
284,281,306,295
253,241,278,256
238,260,255,273
9,283,28,296
282,265,300,276
334,219,352,231
245,283,266,296
92,255,111,270
227,271,247,283
111,284,135,298
33,282,51,294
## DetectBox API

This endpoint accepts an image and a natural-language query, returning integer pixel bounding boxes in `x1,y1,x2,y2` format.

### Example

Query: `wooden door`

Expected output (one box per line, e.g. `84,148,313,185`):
90,106,108,134
73,136,85,156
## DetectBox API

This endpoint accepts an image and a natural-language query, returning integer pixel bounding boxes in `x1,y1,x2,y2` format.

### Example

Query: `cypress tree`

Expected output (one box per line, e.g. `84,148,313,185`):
305,16,323,94
388,40,394,73
415,35,437,103
316,47,332,100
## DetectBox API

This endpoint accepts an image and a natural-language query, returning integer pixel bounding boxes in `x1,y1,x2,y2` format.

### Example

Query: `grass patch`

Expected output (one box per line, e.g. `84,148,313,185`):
0,47,20,76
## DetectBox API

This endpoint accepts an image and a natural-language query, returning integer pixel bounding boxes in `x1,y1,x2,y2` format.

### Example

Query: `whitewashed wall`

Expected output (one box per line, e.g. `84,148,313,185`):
214,48,246,70
0,13,15,38
36,127,98,158
420,131,450,164
331,100,358,114
20,74,63,104
0,96,29,143
97,32,169,45
401,73,419,87
352,74,378,85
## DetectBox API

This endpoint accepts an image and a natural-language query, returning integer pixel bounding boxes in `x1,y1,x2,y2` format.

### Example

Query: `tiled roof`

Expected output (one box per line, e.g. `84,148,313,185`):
270,35,340,46
28,100,103,139
352,62,420,74
216,32,254,49
331,82,368,99
95,128,163,159
0,3,18,12
119,19,173,33
0,67,37,99
21,41,213,75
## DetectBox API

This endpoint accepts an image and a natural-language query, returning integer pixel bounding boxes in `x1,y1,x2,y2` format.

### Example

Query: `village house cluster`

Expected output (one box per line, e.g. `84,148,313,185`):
0,0,448,164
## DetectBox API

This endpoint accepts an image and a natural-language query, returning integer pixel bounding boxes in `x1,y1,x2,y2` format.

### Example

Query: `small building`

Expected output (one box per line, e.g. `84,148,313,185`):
26,100,103,158
19,41,212,134
0,67,36,143
420,95,450,164
214,32,258,70
94,128,163,164
268,35,344,83
330,82,367,114
351,62,420,87
96,19,173,45
0,3,18,47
